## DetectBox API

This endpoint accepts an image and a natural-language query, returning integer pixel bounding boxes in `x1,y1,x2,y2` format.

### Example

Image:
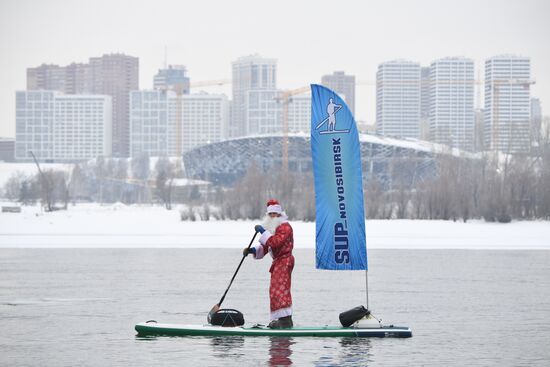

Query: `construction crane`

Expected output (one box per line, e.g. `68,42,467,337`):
275,78,491,174
186,79,309,174
180,76,512,175
373,77,538,153
275,77,534,173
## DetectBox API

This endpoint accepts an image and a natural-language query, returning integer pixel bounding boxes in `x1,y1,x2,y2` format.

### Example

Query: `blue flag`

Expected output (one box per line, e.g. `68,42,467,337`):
310,84,367,270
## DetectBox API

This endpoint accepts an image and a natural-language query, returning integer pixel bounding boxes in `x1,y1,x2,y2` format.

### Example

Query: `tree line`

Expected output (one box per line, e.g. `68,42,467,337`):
3,134,550,222
214,147,550,222
2,154,185,210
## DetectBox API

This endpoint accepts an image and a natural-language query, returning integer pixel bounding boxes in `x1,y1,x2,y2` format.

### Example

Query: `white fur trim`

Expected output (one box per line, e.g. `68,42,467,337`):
259,230,272,245
270,307,292,321
266,204,282,214
253,244,266,260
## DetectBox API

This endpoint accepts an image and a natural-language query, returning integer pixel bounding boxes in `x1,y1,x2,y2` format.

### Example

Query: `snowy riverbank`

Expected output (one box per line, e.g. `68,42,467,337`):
0,203,549,249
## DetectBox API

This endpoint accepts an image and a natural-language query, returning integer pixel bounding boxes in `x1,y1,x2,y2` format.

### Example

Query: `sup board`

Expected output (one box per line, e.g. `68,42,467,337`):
135,321,412,338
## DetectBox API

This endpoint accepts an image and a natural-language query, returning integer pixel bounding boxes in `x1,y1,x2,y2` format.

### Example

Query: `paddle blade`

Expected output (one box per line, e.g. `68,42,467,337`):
207,303,220,324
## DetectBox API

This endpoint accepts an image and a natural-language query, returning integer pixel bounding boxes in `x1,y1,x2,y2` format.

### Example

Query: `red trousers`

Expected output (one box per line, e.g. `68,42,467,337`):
269,256,294,312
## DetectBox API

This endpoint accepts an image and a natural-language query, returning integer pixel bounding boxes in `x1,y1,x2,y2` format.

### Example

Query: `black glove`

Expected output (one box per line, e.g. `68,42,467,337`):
254,225,265,234
243,247,256,256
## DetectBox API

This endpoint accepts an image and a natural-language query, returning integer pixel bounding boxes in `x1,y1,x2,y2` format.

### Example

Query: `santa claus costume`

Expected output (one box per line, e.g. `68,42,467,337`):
252,199,295,327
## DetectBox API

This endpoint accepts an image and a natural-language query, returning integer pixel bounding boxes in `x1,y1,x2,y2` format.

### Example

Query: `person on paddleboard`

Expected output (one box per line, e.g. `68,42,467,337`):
243,199,295,329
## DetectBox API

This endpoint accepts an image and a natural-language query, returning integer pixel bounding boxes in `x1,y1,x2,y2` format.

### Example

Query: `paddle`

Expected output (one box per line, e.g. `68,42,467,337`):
208,230,259,323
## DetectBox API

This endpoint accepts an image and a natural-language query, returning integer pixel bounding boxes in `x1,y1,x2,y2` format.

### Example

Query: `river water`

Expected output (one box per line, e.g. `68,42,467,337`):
1,249,549,366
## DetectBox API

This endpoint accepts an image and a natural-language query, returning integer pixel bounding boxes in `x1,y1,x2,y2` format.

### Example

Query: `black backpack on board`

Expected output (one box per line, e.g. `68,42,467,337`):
209,309,245,327
339,305,370,327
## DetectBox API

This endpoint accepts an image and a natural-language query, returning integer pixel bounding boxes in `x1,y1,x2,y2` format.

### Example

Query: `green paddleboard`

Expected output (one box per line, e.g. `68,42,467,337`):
135,322,412,338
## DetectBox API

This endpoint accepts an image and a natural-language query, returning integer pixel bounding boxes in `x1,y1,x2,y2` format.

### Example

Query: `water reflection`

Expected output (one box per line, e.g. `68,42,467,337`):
338,337,372,366
269,337,295,366
210,336,245,359
313,337,373,366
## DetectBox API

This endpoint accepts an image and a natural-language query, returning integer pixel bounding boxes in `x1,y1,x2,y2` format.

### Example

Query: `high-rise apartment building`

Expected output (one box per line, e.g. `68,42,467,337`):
27,63,90,94
484,55,532,153
420,67,431,119
130,90,175,157
376,60,421,139
0,138,15,162
27,64,67,92
89,53,139,158
15,91,112,161
65,63,91,94
321,71,356,115
246,90,281,135
154,65,190,93
182,93,229,152
429,57,475,151
27,54,139,157
130,90,228,157
287,95,311,133
231,54,277,137
244,92,311,136
420,66,431,140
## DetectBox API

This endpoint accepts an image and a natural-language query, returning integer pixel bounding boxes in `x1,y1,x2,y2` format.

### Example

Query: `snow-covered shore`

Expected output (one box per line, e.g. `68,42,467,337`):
0,203,549,249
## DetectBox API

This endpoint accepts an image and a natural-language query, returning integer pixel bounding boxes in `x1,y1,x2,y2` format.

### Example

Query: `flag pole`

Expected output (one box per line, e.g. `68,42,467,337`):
365,269,369,310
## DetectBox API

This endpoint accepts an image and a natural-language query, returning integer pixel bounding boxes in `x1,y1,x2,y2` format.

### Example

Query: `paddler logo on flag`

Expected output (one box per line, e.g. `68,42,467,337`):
310,84,367,271
314,98,350,135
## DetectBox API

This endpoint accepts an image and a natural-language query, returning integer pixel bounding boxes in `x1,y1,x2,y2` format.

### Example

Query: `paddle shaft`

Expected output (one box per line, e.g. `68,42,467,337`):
217,231,258,307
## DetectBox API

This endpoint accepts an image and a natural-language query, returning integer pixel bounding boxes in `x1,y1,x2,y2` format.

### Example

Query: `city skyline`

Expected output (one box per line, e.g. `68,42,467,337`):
8,52,541,162
1,0,549,138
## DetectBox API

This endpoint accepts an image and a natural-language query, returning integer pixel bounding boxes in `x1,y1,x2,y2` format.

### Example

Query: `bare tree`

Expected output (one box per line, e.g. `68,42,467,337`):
410,188,424,219
19,179,35,204
227,162,267,219
131,153,150,203
132,153,150,180
365,178,384,219
537,122,550,218
94,156,106,203
455,157,475,222
3,172,25,201
296,174,315,221
69,164,86,205
155,157,175,209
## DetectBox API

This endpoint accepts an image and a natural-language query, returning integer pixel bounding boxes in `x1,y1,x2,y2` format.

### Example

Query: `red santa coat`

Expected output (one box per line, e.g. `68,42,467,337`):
254,221,295,318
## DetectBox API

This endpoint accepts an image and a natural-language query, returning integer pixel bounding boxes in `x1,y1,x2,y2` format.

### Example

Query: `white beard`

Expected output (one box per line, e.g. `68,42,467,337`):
262,214,285,233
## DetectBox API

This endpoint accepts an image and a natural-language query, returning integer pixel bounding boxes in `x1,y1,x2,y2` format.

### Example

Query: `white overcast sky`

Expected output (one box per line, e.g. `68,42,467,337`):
1,0,548,137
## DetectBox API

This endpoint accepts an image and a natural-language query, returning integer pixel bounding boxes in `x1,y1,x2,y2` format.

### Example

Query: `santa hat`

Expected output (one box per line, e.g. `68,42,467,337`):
266,199,283,214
